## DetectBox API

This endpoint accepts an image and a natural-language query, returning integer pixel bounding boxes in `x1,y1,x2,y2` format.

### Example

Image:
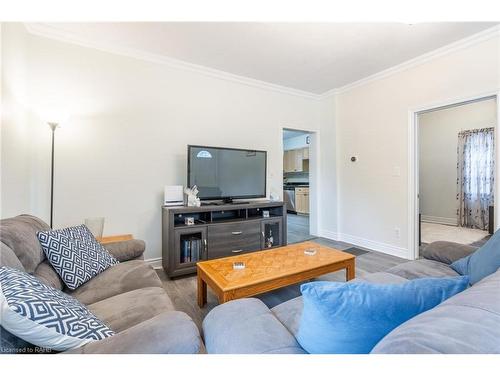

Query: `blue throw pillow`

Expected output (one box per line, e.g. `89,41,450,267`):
450,229,500,285
296,276,468,354
450,255,469,275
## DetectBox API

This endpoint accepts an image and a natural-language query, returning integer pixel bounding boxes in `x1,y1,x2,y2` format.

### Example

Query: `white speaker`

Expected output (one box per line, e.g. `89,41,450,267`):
164,185,184,206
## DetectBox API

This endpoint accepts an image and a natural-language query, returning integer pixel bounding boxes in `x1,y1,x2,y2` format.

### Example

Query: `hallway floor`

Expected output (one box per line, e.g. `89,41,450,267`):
421,222,489,245
287,213,315,244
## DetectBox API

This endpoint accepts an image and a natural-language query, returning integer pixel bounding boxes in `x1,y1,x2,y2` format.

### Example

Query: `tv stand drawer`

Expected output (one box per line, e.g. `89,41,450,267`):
208,221,261,259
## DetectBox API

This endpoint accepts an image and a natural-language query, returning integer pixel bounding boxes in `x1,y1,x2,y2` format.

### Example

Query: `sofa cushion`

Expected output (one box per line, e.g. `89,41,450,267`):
0,266,114,351
271,296,303,337
102,240,146,262
0,242,25,271
66,260,162,305
296,277,468,354
353,271,409,284
0,215,49,273
65,311,202,354
203,298,306,354
372,269,500,354
87,287,174,333
33,260,63,290
270,272,409,338
422,241,477,265
37,225,118,290
386,259,459,280
450,229,500,285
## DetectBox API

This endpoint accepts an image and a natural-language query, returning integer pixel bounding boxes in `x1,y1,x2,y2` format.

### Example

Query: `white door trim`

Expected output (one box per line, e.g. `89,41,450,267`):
408,91,499,260
282,127,320,237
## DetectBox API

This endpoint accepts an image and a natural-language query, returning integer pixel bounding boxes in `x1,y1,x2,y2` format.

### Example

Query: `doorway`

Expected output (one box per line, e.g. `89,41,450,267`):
282,129,315,243
410,93,499,258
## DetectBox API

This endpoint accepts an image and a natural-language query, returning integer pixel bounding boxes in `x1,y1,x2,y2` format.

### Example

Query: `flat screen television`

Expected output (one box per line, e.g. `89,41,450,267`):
187,145,267,202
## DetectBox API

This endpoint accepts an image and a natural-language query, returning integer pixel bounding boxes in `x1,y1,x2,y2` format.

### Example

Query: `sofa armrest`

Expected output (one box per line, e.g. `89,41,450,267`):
103,239,146,262
421,241,477,265
64,311,201,354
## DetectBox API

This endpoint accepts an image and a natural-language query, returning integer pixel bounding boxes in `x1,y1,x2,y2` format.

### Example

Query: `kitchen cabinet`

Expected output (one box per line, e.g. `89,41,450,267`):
295,187,309,214
283,147,310,173
283,150,296,172
292,150,303,172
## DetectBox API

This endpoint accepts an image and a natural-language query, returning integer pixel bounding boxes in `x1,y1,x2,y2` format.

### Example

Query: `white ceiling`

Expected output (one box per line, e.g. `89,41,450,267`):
27,22,498,94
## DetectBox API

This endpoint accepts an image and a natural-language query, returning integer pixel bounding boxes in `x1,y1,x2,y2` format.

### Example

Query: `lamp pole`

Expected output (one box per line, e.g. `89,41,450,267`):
48,122,59,228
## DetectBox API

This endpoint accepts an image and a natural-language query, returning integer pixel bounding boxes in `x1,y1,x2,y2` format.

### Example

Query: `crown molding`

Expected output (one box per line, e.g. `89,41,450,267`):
24,23,322,101
24,23,500,101
334,24,500,95
318,88,339,100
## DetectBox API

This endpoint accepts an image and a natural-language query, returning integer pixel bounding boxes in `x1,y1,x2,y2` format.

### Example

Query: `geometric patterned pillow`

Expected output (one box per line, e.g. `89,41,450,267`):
0,266,114,351
37,225,118,290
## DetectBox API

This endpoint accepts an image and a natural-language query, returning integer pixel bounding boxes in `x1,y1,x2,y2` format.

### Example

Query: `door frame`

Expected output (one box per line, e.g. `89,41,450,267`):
408,91,500,260
282,127,319,237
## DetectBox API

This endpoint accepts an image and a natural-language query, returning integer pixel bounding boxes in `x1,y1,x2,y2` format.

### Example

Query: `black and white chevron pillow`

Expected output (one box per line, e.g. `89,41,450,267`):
37,224,118,290
0,266,114,351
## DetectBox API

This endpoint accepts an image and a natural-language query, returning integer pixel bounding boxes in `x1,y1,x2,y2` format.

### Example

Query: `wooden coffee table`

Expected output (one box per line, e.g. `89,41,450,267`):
196,241,355,307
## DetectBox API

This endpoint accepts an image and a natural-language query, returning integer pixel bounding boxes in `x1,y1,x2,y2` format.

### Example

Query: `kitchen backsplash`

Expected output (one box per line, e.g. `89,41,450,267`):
284,172,309,184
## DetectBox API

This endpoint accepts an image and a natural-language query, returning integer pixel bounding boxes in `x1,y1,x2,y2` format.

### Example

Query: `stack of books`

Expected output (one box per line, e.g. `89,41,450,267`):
180,237,202,263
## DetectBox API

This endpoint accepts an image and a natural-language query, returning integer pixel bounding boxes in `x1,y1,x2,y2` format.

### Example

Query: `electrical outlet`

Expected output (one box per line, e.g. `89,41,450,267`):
394,227,401,239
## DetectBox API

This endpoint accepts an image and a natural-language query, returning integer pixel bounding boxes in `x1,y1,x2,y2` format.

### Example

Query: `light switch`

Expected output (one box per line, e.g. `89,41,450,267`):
392,166,401,177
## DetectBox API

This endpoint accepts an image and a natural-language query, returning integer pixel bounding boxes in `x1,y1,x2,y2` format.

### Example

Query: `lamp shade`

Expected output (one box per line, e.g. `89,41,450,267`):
41,108,69,126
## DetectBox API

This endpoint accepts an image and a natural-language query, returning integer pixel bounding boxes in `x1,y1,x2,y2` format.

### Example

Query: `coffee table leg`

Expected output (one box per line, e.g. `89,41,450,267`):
346,259,355,281
197,273,207,307
219,292,233,304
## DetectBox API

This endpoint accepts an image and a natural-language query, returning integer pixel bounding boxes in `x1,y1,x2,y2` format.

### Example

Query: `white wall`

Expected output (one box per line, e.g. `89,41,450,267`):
419,98,497,225
318,94,338,237
3,23,498,262
1,24,324,261
1,23,32,218
333,35,500,259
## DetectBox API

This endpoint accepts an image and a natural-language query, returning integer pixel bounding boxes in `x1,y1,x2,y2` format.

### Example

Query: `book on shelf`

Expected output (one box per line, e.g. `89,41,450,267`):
192,238,199,262
181,240,187,263
181,237,203,263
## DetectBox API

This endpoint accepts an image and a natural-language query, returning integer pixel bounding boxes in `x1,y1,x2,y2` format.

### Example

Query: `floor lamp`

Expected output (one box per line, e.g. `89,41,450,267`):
48,122,59,228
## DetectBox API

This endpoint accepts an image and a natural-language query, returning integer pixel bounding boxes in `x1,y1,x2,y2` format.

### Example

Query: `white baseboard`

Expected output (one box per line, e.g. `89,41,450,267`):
421,215,458,226
145,257,163,269
320,230,411,259
319,229,341,241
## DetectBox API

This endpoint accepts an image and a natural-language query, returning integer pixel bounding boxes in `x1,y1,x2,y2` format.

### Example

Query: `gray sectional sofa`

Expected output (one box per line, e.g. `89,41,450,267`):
3,214,499,354
0,215,202,354
202,241,500,354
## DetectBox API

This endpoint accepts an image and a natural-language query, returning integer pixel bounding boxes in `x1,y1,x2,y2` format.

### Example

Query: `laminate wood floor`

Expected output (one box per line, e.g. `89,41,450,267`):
156,237,407,331
287,213,315,244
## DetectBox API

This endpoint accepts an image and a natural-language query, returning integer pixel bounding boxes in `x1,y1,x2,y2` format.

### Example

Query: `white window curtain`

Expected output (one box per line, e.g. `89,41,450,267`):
457,127,495,230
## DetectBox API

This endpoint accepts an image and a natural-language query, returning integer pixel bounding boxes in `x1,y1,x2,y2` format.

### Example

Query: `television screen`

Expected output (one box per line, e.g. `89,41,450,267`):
188,145,267,200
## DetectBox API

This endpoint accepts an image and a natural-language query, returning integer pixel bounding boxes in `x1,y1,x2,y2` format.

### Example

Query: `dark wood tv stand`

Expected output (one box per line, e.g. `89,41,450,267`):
161,200,287,278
